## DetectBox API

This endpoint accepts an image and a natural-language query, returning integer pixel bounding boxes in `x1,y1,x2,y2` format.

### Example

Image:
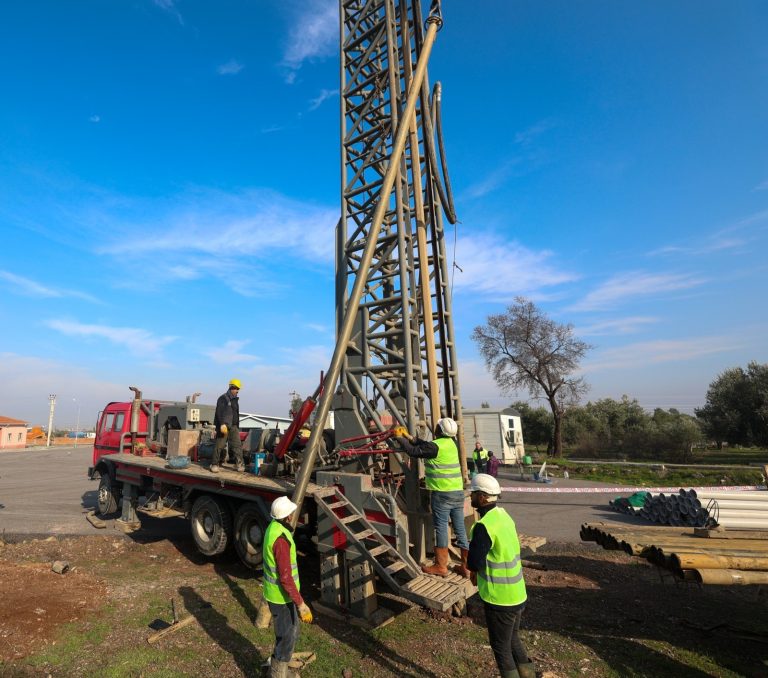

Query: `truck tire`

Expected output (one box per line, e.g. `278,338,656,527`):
190,495,233,556
234,502,268,569
97,473,121,516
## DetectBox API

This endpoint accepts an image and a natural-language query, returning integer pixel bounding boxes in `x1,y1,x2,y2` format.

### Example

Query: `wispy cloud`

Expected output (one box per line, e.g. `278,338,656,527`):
47,319,176,358
583,336,741,372
282,0,338,83
0,270,100,303
452,232,576,298
204,340,260,365
152,0,183,25
95,189,337,282
754,179,768,191
309,88,338,111
570,271,705,312
89,115,101,123
514,119,555,147
577,316,659,336
218,60,244,76
462,159,520,200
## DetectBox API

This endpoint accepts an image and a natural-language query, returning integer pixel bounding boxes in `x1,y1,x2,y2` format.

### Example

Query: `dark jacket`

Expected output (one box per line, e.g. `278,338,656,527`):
214,391,240,428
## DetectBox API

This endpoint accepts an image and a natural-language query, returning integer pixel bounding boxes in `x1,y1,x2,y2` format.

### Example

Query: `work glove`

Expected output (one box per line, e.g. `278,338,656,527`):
220,424,228,435
392,426,412,441
298,602,313,624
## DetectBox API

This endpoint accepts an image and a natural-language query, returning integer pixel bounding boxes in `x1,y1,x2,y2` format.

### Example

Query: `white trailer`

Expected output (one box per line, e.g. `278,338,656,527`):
462,408,525,465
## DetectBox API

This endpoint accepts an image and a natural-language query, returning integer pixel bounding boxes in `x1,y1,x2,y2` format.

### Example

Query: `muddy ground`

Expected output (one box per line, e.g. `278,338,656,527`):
0,532,766,677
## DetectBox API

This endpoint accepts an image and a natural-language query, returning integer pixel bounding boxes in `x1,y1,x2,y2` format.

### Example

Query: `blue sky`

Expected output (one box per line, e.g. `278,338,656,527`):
1,0,767,428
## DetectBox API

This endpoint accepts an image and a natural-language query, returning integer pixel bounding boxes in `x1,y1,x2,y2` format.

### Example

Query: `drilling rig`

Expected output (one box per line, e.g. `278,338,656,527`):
89,0,474,622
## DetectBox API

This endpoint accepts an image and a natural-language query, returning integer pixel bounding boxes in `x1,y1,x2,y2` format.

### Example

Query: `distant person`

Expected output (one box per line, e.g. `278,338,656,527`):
487,450,500,478
468,474,534,678
263,496,313,677
394,418,470,578
473,441,489,474
211,379,244,473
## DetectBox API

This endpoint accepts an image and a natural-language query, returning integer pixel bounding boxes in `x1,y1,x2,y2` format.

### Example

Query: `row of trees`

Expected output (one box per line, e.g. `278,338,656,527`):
472,297,767,457
513,398,703,462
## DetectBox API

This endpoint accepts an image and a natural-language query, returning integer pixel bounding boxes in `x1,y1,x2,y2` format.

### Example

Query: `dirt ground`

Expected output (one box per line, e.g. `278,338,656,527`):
0,532,766,677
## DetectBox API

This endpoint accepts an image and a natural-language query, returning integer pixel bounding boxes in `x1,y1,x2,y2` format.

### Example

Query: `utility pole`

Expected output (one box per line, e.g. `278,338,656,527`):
46,394,56,447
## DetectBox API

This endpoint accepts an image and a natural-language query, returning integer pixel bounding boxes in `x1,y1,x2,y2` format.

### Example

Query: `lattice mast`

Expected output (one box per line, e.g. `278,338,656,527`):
334,0,464,458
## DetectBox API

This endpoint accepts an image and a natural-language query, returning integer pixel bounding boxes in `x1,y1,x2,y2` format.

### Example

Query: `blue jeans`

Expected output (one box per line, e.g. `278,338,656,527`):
267,601,299,662
431,490,469,550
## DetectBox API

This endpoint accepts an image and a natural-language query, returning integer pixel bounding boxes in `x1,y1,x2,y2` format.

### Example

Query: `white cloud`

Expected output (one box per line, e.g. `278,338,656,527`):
462,160,519,200
576,316,659,336
452,232,576,299
514,119,555,147
152,0,183,24
282,0,338,82
218,60,244,76
570,271,705,311
204,340,261,365
754,179,768,191
582,336,741,372
46,319,176,358
89,115,101,123
308,88,338,111
0,270,100,303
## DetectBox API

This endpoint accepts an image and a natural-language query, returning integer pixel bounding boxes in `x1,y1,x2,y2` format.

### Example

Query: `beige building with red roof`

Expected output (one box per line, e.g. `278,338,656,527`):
0,416,28,449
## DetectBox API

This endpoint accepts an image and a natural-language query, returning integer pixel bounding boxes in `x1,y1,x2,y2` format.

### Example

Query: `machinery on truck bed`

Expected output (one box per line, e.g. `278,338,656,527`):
88,0,476,620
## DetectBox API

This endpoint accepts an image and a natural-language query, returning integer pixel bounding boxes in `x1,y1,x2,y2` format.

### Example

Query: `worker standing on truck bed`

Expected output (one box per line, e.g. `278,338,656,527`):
467,474,534,678
394,417,470,578
211,378,244,473
263,496,313,678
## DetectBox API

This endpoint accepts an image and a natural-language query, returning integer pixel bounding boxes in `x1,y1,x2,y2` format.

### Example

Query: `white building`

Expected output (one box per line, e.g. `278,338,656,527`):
461,407,525,464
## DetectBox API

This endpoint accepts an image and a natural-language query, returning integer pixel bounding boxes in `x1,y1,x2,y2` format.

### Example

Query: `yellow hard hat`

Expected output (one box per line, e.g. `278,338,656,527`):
229,378,242,389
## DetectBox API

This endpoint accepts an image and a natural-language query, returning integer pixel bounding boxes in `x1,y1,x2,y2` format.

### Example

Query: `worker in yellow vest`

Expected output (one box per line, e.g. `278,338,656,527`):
473,441,489,474
468,474,534,678
394,417,470,577
262,496,313,678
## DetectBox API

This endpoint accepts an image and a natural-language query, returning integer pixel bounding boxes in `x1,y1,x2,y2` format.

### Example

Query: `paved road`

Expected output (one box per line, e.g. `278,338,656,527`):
0,445,98,537
0,448,646,543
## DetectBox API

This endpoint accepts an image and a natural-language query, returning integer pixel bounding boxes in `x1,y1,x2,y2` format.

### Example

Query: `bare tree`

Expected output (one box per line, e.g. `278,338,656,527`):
472,297,592,456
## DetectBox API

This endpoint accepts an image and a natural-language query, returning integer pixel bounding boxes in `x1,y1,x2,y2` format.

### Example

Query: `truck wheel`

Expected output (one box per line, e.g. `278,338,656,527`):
97,473,121,516
190,495,233,556
234,503,268,569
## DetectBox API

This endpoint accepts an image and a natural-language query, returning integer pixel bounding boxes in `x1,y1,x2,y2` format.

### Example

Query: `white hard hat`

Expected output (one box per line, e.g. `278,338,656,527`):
270,496,298,520
436,417,458,437
471,473,501,498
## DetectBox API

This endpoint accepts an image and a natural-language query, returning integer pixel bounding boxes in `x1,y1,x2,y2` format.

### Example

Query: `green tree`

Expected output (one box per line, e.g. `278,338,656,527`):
696,362,768,447
472,298,592,456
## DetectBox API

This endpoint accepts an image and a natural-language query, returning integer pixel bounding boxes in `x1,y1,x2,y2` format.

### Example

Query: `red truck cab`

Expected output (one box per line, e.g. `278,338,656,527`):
89,400,160,476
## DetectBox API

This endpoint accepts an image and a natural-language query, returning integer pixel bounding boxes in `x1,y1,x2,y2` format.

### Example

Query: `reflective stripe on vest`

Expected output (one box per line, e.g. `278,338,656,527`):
424,437,464,491
470,506,527,606
262,519,300,604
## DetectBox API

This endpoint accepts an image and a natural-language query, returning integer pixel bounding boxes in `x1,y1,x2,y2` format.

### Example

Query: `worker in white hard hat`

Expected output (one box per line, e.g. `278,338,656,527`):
467,474,534,678
211,379,244,473
262,495,313,677
393,417,470,577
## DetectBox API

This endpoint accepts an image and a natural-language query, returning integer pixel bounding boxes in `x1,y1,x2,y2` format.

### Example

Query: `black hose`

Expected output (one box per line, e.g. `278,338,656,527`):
433,82,457,224
420,79,457,224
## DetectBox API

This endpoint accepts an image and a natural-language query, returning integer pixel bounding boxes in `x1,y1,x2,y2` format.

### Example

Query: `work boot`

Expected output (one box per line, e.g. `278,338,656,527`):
422,546,449,577
236,463,245,473
517,660,536,678
501,669,521,678
210,464,220,473
452,547,470,578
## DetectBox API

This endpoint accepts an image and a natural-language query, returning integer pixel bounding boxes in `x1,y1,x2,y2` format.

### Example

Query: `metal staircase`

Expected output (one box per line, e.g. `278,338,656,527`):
314,486,471,611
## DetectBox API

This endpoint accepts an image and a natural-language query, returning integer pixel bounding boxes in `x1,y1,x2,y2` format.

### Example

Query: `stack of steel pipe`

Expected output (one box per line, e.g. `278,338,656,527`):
684,489,768,529
581,521,768,586
636,489,710,527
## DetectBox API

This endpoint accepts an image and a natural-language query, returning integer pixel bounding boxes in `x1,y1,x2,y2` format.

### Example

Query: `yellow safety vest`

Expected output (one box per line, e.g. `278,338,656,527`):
471,506,527,606
262,520,300,604
425,437,464,491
